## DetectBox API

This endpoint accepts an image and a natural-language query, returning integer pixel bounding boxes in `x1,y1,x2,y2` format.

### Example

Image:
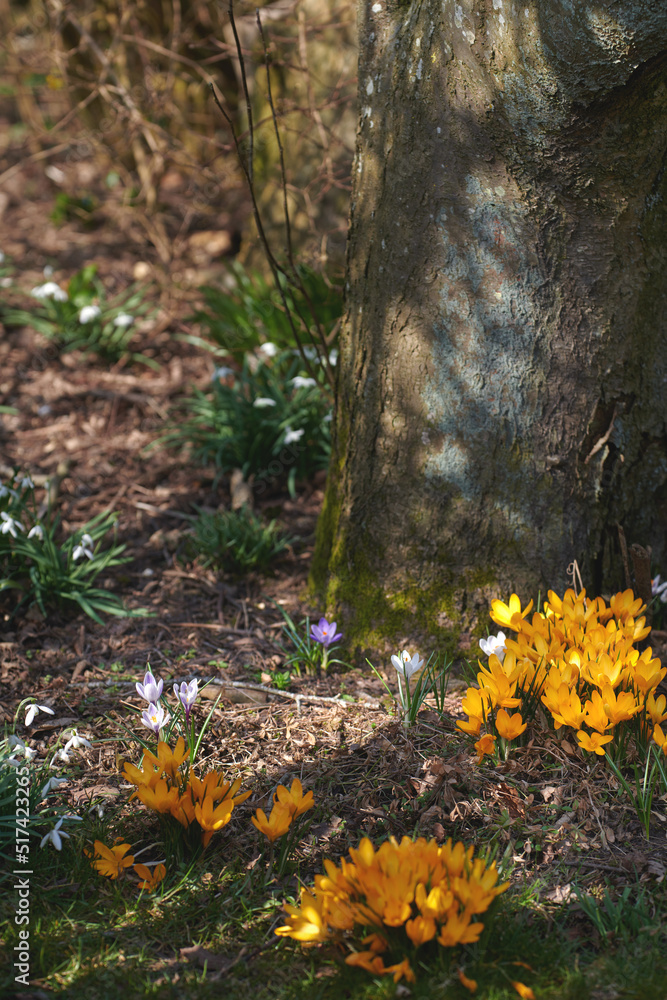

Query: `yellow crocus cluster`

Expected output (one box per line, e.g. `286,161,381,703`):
123,736,251,847
276,835,508,984
459,588,667,758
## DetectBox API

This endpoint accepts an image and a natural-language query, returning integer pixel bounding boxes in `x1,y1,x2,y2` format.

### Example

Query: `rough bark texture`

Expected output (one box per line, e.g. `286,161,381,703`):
312,0,667,654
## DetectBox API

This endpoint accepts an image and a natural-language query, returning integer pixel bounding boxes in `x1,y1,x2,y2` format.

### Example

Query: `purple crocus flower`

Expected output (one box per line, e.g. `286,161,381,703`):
136,669,163,704
310,617,342,648
141,702,170,736
174,678,199,722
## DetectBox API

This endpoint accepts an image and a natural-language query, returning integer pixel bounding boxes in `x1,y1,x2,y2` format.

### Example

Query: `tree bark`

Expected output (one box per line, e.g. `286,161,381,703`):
312,0,667,653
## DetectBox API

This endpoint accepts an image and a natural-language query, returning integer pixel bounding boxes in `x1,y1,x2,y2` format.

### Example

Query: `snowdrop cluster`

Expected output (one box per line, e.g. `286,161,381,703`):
31,281,68,302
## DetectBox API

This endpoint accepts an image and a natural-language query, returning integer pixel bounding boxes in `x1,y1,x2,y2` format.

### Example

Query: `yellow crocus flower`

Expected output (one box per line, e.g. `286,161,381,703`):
144,737,188,782
251,801,293,842
582,691,611,734
136,778,180,814
576,730,613,755
653,724,667,755
495,709,527,741
490,594,534,630
134,862,166,891
88,840,134,879
274,778,314,818
601,685,640,725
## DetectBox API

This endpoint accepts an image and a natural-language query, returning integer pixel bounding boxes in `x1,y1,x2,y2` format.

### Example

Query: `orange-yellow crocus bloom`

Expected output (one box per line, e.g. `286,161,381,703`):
474,733,496,764
576,730,613,755
88,840,134,878
607,588,645,622
274,778,314,818
405,915,437,946
384,958,416,984
653,724,667,755
459,969,478,993
345,952,388,977
630,649,667,695
477,658,522,709
490,594,534,630
495,709,527,741
461,686,494,720
123,754,163,801
511,982,536,999
275,888,332,942
251,801,293,842
134,862,166,891
550,685,586,731
437,911,485,947
583,652,622,690
136,778,180,814
171,785,197,827
195,795,235,847
457,715,482,736
601,685,640,725
582,691,611,734
144,737,188,782
646,692,667,726
415,882,454,920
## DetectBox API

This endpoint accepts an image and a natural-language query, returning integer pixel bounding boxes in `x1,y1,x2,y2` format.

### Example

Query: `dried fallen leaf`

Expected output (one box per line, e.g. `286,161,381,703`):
545,884,572,904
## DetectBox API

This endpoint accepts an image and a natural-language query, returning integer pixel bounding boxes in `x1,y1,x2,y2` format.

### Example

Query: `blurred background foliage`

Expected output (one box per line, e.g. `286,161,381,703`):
0,0,356,272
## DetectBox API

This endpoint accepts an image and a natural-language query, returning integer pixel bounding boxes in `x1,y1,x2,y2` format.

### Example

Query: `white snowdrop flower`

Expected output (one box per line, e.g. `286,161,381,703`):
15,475,34,490
0,277,11,288
3,757,22,768
328,348,339,366
291,376,317,389
0,484,18,500
72,533,94,561
28,524,44,541
0,251,5,263
253,397,277,409
114,312,133,327
212,366,234,381
652,575,667,602
40,818,69,851
23,746,38,761
43,264,54,277
25,703,55,726
52,749,71,766
323,412,333,422
42,776,68,796
8,735,26,750
284,426,305,445
302,345,318,361
89,802,105,820
257,342,278,358
31,281,68,302
479,632,507,660
78,304,101,324
1,512,23,538
63,730,92,752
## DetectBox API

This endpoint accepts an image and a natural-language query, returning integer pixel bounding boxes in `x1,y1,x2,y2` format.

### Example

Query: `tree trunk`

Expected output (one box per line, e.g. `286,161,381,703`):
312,0,667,654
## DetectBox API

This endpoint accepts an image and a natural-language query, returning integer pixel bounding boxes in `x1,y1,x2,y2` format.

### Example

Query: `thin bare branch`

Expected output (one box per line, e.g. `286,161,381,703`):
208,79,323,388
256,11,335,391
228,0,254,185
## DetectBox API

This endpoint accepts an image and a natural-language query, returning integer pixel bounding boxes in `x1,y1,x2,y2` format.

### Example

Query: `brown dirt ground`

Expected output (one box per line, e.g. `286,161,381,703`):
1,163,667,943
